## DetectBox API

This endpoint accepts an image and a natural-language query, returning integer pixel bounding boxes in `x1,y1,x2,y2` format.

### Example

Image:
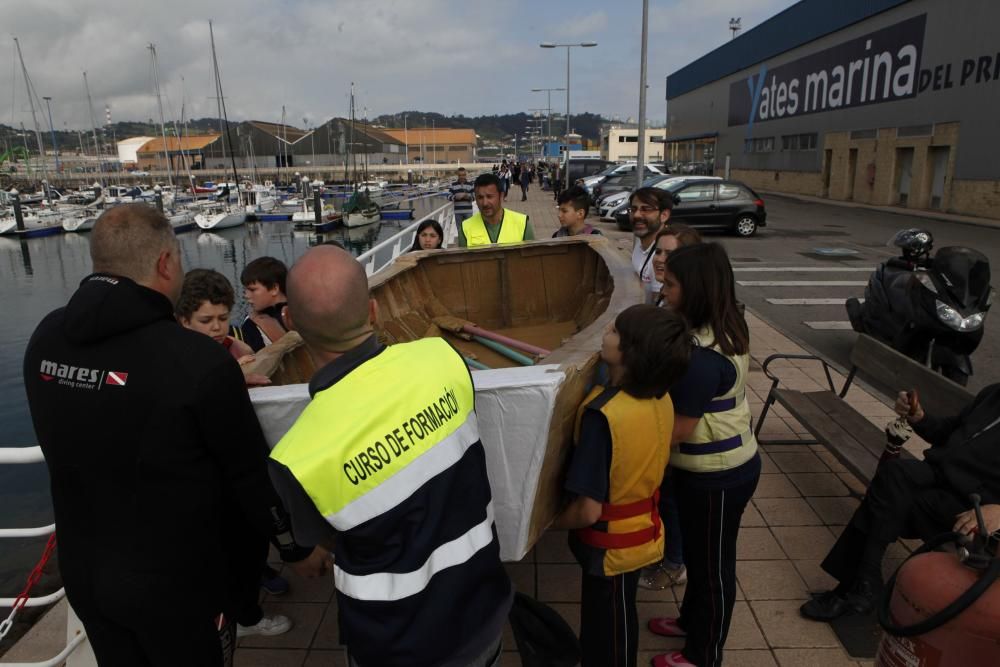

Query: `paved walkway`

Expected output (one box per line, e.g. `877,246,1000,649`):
231,189,914,666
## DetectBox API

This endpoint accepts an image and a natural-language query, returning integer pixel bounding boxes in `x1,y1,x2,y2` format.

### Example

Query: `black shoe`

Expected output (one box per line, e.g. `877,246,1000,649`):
800,582,874,621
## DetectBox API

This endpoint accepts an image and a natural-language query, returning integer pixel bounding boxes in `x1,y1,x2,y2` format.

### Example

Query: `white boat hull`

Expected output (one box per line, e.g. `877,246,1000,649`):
62,215,97,232
344,210,381,227
195,210,247,230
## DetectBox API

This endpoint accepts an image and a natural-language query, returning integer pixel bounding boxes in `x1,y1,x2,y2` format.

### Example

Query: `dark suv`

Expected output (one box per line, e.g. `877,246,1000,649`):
615,179,767,237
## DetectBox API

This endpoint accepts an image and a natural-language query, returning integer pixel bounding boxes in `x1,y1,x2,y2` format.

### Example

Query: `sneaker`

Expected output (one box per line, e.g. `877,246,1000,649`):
647,617,687,638
651,651,697,667
261,573,289,595
236,614,293,638
639,564,688,590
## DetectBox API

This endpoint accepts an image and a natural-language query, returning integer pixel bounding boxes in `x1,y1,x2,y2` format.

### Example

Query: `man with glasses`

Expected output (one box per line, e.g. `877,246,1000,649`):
629,187,673,303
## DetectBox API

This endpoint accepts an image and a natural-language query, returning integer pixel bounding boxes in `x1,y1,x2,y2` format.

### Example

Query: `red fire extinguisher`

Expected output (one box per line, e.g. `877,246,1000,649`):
876,495,1000,667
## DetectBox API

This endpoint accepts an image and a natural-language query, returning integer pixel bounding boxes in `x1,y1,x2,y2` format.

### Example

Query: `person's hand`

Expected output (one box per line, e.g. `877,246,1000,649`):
289,545,333,578
237,354,256,366
894,390,925,423
243,372,271,387
953,504,1000,535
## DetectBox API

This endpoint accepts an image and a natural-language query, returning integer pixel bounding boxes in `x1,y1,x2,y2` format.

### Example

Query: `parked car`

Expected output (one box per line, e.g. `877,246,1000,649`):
578,162,667,194
592,167,665,201
599,175,723,219
564,158,615,187
614,179,766,237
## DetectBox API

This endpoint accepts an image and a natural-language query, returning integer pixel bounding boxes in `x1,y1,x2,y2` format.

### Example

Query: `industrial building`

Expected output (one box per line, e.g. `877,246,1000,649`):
600,126,667,162
664,0,1000,219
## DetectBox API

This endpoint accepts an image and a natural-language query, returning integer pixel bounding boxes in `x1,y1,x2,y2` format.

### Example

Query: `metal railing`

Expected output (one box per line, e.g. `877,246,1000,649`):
0,445,92,664
356,200,456,277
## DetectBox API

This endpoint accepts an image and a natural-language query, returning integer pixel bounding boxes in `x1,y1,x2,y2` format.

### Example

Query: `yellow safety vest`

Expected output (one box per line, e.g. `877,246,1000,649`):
462,209,528,247
572,385,673,576
270,338,477,533
670,327,758,473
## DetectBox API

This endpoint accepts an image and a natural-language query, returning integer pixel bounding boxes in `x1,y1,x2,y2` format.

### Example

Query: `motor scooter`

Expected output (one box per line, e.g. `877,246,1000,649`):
846,229,992,386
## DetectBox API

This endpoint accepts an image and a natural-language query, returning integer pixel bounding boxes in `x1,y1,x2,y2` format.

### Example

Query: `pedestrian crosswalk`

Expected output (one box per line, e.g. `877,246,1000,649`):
733,263,873,333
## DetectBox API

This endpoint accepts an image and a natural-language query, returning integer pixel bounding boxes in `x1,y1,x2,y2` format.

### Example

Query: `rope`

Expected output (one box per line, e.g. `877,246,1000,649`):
0,534,58,641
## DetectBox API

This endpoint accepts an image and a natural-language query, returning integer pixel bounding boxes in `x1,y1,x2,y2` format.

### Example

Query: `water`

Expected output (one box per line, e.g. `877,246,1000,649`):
0,197,445,593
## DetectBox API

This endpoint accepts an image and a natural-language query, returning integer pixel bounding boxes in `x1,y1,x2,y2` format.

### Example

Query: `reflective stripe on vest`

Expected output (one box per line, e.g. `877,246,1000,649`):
270,338,480,533
462,209,527,247
671,328,759,473
571,385,672,576
335,501,496,601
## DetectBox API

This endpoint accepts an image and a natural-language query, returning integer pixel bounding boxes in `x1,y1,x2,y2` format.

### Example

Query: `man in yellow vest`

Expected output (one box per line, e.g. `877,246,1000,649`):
268,245,512,667
458,172,536,247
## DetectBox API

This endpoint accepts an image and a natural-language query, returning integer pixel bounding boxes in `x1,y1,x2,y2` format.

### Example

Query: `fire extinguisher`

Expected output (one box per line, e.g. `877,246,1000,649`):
876,494,1000,667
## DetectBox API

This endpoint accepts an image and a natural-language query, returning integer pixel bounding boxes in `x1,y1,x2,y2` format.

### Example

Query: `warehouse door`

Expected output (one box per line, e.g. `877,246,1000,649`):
846,149,858,200
928,147,949,209
895,148,914,205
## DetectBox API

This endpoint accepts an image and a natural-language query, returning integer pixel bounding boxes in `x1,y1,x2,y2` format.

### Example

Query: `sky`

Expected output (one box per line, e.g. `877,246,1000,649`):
3,0,798,133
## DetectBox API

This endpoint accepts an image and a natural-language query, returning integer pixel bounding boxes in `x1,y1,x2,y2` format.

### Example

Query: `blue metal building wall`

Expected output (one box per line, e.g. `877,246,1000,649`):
665,0,912,100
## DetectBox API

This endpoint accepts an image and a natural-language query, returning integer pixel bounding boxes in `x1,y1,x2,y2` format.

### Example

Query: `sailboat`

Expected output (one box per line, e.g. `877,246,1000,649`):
342,83,381,228
195,22,246,231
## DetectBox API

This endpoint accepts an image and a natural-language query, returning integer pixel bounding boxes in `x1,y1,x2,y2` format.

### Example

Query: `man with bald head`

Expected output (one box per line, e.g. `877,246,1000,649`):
269,245,512,667
24,204,323,666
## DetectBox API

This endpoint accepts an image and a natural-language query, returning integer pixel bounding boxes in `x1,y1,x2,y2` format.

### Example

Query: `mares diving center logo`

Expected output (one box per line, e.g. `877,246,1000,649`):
729,14,926,128
39,359,129,390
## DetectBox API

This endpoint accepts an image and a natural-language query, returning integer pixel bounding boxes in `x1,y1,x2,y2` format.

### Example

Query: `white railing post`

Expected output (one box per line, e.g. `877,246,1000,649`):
0,445,91,664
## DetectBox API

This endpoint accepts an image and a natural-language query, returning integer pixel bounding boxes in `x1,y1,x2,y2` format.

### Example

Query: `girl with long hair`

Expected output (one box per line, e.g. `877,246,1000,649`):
648,243,760,667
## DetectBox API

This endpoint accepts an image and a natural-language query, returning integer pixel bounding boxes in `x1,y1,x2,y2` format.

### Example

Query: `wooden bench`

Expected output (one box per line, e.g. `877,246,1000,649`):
754,334,974,486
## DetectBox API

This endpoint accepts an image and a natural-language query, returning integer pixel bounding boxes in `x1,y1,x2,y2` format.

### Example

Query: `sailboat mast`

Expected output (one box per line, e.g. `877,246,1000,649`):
209,21,240,195
82,71,106,186
14,38,47,182
149,44,174,188
349,82,357,187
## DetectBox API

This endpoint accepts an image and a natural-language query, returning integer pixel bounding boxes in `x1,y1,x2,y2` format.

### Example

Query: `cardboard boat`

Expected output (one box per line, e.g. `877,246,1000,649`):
246,237,643,560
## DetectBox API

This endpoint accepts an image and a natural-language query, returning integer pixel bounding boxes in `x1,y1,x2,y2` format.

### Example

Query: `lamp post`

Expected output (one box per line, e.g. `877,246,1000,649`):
530,87,565,141
539,41,596,188
42,96,61,173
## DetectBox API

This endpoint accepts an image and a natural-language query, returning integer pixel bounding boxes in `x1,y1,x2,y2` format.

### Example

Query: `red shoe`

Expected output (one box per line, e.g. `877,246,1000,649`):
647,617,687,637
651,651,698,667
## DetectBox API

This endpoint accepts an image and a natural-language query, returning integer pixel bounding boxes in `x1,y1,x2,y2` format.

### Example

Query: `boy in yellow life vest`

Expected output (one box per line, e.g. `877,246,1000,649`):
458,173,536,247
553,304,691,667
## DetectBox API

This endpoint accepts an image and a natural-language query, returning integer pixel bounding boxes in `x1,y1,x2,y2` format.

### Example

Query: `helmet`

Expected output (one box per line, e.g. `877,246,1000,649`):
891,229,933,258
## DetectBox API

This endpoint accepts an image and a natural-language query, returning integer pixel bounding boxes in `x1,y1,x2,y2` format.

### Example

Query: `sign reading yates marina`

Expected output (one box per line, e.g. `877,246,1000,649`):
728,15,926,127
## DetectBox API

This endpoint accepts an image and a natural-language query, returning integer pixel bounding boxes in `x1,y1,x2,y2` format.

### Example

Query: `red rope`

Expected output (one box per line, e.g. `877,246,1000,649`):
10,534,58,613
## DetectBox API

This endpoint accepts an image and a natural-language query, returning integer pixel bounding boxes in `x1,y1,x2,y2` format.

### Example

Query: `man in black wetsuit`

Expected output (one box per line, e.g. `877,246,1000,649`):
23,204,329,666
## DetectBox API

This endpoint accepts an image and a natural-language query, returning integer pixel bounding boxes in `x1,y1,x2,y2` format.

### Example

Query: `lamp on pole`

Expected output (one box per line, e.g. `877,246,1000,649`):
530,87,565,140
540,41,596,188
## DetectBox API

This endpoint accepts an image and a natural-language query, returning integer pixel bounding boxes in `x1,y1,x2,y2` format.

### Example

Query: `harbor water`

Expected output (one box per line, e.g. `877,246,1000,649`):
0,197,446,595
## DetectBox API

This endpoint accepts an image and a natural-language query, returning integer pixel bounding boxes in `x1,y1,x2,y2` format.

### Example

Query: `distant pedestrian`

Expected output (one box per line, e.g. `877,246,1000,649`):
519,165,531,201
449,167,475,225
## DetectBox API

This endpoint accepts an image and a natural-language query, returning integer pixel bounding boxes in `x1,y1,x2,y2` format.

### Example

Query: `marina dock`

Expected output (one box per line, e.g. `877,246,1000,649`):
1,188,920,667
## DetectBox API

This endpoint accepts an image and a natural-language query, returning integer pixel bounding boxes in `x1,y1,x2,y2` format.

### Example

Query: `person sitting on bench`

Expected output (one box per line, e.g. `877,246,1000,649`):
800,383,1000,622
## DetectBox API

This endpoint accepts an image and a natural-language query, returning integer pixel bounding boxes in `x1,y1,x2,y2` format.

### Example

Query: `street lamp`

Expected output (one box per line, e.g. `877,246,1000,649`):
539,42,596,139
530,87,565,140
540,41,596,188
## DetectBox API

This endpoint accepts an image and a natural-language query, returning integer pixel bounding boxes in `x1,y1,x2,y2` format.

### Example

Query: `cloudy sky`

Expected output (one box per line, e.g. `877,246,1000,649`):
4,0,796,132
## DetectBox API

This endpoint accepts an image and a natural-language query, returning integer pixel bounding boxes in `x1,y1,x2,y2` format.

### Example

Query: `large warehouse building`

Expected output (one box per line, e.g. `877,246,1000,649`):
664,0,1000,219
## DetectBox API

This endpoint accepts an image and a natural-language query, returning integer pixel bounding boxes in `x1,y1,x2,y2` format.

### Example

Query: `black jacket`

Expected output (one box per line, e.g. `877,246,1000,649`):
916,383,1000,504
23,274,306,613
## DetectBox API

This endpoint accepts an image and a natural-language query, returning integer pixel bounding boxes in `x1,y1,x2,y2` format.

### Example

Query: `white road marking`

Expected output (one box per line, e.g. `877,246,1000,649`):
766,298,865,305
738,281,868,286
733,267,874,272
804,321,855,330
